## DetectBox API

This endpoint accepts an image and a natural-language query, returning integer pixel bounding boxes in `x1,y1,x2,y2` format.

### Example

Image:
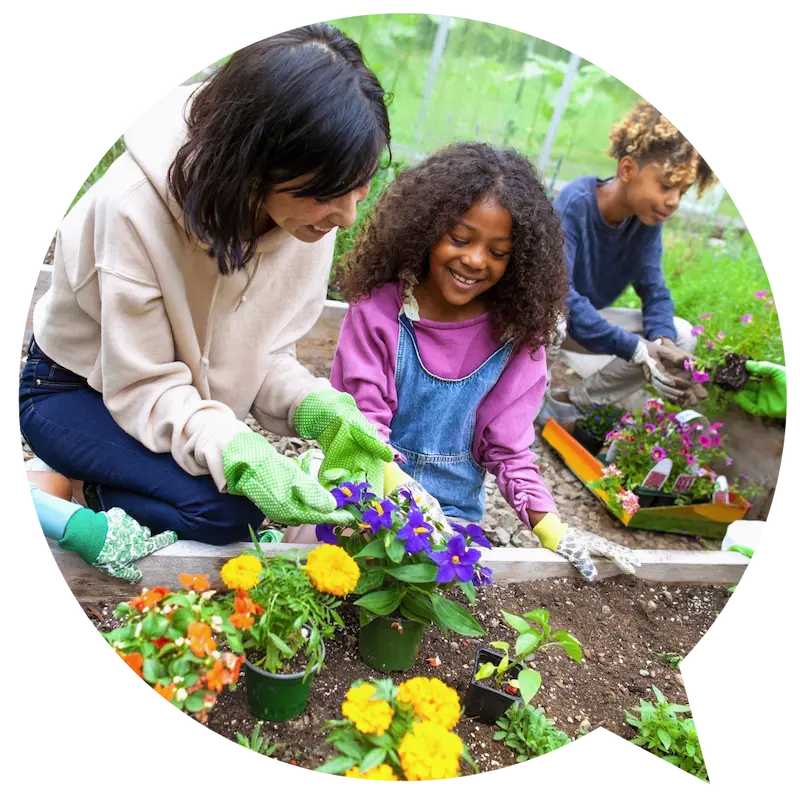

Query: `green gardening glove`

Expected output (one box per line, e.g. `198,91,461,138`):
734,360,787,419
222,430,354,526
59,507,177,584
293,389,393,496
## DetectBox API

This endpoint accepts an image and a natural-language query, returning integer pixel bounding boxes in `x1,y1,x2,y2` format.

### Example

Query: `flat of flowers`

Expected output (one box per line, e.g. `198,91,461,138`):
85,574,729,776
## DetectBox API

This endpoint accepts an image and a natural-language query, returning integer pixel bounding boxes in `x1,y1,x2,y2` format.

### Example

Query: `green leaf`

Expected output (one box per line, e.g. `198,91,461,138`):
316,756,357,774
518,669,542,706
353,587,406,616
329,735,369,761
385,564,439,583
475,662,496,681
359,748,387,772
268,633,294,658
141,613,169,639
489,640,509,655
493,731,507,741
184,693,205,713
169,656,192,677
226,632,243,654
399,593,434,626
552,631,583,662
658,729,672,751
385,536,406,564
169,607,195,634
104,624,134,643
359,607,377,627
429,594,486,637
459,580,476,604
653,686,666,704
523,609,551,636
142,658,166,684
515,630,541,657
501,611,532,634
354,540,387,559
355,568,385,594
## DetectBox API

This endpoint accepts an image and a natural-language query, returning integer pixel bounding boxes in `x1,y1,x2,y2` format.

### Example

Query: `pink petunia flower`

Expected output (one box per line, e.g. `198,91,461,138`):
754,290,769,299
699,312,714,320
697,434,713,448
726,457,733,466
617,490,640,516
740,314,753,324
705,340,716,350
690,325,704,336
717,331,726,341
651,446,666,461
644,423,656,433
693,370,710,383
687,454,697,466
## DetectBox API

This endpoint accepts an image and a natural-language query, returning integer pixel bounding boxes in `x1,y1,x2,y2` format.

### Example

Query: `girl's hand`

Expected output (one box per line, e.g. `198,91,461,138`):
529,511,641,581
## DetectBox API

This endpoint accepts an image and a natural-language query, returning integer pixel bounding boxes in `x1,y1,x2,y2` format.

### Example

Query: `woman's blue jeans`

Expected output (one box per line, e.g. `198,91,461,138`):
19,337,264,544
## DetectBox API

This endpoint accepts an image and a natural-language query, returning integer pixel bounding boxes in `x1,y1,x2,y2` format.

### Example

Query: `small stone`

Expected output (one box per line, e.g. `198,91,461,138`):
646,600,657,611
674,674,685,687
639,669,650,677
601,605,612,616
495,527,512,546
567,716,574,724
579,718,590,728
449,641,460,651
662,590,673,602
489,618,500,628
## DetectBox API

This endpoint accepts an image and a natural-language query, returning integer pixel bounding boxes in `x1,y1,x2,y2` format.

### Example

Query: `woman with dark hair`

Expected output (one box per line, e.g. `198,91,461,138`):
20,24,393,579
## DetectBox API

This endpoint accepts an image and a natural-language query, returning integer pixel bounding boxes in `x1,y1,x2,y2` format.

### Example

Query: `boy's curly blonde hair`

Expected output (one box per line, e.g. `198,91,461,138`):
609,103,717,198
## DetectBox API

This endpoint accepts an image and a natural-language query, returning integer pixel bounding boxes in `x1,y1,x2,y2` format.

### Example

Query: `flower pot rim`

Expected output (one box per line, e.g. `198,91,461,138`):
367,614,427,627
244,635,325,680
470,646,523,699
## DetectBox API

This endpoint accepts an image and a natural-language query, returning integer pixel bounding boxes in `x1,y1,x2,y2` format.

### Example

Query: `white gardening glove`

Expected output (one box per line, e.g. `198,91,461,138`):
631,339,692,402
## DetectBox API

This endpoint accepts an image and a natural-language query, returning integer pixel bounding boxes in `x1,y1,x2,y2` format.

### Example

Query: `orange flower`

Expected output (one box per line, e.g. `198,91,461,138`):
206,660,229,692
179,573,211,592
129,586,170,611
221,653,244,684
119,651,144,679
234,591,262,616
154,682,176,701
187,621,216,658
229,613,255,630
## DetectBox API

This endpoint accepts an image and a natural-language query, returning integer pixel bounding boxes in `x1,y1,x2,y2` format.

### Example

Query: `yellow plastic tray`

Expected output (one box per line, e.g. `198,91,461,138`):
541,419,750,538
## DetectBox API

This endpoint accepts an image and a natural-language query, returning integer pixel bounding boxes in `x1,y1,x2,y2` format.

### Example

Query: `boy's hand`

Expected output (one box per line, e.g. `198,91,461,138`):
631,339,692,402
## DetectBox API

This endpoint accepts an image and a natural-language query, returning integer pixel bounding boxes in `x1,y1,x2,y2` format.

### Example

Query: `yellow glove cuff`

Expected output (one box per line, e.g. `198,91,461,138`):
383,461,410,496
533,512,568,551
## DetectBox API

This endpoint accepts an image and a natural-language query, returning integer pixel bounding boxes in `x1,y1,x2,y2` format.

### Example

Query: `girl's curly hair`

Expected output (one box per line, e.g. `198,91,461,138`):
341,142,568,352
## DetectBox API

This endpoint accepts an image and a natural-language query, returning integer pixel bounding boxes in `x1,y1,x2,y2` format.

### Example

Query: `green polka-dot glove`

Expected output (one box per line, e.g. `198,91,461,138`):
293,389,393,496
734,361,787,419
222,430,354,526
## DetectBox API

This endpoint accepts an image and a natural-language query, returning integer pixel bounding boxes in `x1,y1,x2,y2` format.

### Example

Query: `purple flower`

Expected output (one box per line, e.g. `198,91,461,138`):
620,412,633,425
693,370,710,383
739,314,753,324
399,487,419,509
651,446,666,461
315,524,338,544
705,340,716,350
754,290,769,299
644,423,656,433
686,454,697,466
451,522,492,549
726,457,734,466
699,312,714,320
683,358,693,371
429,535,481,584
690,325,704,336
331,482,371,508
697,434,713,448
717,331,726,341
361,498,398,533
397,509,433,554
472,565,494,587
681,434,695,450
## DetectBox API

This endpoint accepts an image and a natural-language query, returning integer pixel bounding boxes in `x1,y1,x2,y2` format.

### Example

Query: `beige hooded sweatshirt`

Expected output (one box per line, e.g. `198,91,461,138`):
32,83,334,491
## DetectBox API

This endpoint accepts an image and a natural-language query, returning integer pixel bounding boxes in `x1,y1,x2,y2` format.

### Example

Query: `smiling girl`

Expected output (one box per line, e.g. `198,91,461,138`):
330,143,640,580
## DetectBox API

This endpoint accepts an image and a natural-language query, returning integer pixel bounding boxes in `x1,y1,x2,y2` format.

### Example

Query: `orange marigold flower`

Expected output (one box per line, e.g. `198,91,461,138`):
119,651,144,679
154,682,176,701
179,573,211,592
187,621,216,658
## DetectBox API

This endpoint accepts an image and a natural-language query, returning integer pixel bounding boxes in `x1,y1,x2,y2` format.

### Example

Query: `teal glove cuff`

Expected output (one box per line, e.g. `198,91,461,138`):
59,508,108,565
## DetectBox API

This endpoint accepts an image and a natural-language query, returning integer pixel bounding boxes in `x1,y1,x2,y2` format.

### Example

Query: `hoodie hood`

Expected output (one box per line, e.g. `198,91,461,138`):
122,82,292,255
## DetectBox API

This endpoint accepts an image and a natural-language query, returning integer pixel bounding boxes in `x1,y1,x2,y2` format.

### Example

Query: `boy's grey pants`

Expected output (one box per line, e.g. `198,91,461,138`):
548,308,697,412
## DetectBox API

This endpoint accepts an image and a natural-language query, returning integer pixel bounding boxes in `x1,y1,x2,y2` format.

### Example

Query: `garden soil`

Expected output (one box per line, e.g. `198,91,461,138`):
85,575,729,776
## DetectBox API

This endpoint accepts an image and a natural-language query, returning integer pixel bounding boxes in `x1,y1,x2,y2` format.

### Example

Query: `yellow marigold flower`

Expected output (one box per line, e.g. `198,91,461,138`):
305,544,360,597
219,554,262,591
397,677,461,731
344,765,399,781
342,684,394,735
398,721,463,781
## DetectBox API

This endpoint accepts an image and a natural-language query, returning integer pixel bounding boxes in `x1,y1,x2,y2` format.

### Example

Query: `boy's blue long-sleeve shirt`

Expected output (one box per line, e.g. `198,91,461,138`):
553,175,678,361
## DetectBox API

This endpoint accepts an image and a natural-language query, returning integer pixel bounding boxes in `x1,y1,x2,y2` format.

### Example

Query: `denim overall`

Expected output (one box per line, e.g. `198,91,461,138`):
389,311,514,521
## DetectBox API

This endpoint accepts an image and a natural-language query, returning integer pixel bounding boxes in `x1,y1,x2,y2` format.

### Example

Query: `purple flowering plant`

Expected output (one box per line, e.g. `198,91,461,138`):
313,476,489,638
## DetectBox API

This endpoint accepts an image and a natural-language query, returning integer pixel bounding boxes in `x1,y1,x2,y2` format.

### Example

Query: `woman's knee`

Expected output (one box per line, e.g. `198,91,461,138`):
673,317,697,353
179,492,265,544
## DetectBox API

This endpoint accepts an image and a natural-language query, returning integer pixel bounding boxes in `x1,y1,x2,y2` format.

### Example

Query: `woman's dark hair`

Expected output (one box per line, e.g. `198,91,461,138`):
342,142,568,352
168,23,391,274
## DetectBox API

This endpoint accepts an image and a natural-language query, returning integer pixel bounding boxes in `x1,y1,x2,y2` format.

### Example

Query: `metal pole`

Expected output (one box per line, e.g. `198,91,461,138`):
536,51,581,176
416,16,452,152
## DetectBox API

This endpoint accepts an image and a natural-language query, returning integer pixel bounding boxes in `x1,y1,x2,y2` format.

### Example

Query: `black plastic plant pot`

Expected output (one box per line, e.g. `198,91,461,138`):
462,647,522,725
573,423,604,456
634,488,686,508
243,640,324,722
358,615,427,673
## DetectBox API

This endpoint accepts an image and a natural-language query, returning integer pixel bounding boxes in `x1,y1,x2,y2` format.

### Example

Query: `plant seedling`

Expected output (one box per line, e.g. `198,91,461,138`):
493,704,571,761
654,652,684,670
236,724,279,756
474,609,583,707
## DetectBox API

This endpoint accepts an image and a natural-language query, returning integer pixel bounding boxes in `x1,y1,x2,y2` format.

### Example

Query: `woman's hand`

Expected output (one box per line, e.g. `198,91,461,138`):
293,388,394,494
734,361,787,418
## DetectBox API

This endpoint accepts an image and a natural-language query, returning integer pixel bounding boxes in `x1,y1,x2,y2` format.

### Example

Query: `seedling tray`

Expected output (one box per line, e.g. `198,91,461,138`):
541,419,750,538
